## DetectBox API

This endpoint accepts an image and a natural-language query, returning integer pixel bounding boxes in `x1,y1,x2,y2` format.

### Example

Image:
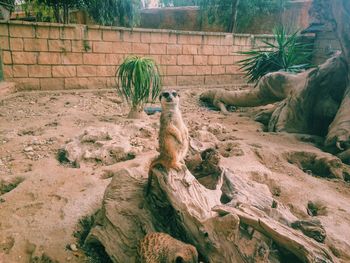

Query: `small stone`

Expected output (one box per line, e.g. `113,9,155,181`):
69,244,78,252
24,147,33,152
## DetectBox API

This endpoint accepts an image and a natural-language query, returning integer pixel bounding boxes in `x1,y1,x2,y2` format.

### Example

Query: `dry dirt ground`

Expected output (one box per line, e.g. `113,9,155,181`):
0,88,349,263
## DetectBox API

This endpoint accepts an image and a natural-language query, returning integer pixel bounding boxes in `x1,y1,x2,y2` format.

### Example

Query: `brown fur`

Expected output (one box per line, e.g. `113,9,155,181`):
138,232,198,263
147,90,189,194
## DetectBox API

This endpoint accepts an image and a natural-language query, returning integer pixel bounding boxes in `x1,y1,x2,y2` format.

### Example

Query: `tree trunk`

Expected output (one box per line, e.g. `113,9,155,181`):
229,0,240,33
63,4,69,24
127,105,147,119
53,2,60,23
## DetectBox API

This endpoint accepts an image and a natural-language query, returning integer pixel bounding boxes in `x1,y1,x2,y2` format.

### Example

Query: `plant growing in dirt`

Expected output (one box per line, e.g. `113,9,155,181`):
0,177,24,195
237,26,313,85
116,56,162,119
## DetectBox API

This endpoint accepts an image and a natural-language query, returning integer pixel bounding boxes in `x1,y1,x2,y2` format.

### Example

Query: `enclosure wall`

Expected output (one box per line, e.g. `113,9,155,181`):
0,21,274,90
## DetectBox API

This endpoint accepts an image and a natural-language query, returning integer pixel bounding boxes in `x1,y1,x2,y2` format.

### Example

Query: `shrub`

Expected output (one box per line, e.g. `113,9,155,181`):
237,26,313,85
116,56,162,119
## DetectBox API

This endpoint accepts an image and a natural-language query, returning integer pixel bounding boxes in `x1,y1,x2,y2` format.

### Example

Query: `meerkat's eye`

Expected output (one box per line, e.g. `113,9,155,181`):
162,92,170,98
172,92,178,97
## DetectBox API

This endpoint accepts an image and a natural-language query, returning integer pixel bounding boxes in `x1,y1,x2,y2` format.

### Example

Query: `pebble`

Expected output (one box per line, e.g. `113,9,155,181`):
69,244,78,252
24,146,33,152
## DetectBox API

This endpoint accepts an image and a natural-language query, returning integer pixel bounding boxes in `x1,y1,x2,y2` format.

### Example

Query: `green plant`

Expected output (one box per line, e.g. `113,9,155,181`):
1,0,15,10
160,0,199,6
237,26,313,85
0,177,24,195
199,0,286,32
84,0,140,27
36,0,85,23
83,40,91,52
116,56,162,119
22,0,55,22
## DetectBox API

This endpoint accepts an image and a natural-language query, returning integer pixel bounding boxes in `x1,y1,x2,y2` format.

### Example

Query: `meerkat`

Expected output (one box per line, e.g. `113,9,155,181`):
138,232,198,263
146,90,189,193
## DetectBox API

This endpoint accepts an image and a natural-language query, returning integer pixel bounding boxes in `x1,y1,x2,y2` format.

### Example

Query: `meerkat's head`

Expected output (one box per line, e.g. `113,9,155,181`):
171,246,198,263
159,90,180,109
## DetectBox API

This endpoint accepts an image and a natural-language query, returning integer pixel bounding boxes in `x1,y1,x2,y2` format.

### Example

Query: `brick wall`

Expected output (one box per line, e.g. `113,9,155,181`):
0,21,274,91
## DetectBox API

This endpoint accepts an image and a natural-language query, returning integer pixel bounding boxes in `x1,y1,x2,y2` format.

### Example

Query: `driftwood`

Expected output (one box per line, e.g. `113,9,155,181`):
200,54,347,137
325,0,350,152
87,149,337,263
86,168,156,263
200,0,350,160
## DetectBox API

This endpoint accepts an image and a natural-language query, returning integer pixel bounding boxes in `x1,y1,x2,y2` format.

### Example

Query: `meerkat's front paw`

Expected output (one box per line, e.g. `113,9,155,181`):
171,162,183,172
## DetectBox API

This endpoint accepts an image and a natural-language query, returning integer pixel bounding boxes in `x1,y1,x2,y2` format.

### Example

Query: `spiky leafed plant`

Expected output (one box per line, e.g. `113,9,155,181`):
237,26,313,85
116,56,162,119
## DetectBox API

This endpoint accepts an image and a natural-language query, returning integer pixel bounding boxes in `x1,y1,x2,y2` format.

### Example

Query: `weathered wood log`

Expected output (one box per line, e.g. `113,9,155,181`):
200,54,347,136
200,71,299,110
86,152,337,263
86,168,156,263
201,0,350,153
146,165,245,263
147,165,336,263
324,0,350,151
213,205,334,263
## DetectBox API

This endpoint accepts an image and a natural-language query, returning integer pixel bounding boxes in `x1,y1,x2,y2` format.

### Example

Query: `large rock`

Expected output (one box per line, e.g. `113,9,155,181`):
61,126,135,166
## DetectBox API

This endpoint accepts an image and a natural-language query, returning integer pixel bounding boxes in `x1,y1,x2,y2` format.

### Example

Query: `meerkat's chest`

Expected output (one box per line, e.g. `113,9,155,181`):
163,112,185,128
172,115,188,134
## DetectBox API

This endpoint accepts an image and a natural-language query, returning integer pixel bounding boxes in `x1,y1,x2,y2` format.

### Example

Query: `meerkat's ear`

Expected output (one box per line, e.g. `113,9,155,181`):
159,94,162,101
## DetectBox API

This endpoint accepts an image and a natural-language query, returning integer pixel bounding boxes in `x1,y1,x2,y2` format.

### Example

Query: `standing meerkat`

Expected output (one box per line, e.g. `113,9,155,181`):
147,90,189,193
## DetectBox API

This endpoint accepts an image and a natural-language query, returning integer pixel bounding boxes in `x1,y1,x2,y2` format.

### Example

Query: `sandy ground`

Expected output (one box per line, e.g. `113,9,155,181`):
0,88,349,263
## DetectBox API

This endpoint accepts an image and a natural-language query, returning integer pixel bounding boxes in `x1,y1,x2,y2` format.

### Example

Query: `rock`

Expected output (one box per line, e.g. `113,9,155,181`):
69,244,78,252
61,126,135,166
24,147,33,152
81,129,111,143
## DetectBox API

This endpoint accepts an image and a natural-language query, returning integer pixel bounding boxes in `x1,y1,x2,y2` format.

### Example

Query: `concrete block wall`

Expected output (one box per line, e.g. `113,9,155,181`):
0,21,275,90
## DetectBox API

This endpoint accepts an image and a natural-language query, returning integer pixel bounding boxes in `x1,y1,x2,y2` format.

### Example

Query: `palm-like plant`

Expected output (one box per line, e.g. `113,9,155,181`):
237,26,313,85
116,56,162,118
